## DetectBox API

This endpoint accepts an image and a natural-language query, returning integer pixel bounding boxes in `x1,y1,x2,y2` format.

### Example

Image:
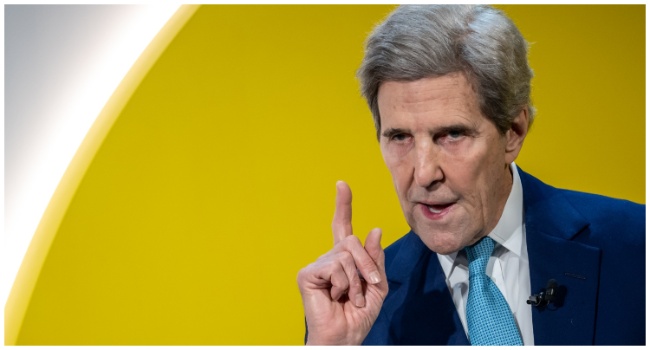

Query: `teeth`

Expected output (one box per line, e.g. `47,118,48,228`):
428,206,443,214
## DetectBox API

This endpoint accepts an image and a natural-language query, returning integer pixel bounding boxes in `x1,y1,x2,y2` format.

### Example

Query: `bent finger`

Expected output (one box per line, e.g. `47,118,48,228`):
337,252,366,308
329,267,350,301
338,235,382,285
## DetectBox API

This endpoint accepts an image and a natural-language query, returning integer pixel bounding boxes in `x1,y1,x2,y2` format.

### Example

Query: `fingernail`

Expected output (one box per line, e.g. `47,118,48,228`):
369,271,381,284
355,294,365,307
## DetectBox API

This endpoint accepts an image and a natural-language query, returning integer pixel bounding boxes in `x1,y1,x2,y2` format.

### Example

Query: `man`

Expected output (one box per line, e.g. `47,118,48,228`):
297,5,644,346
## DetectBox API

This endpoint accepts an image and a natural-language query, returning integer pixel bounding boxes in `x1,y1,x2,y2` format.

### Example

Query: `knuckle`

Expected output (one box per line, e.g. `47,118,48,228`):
340,235,361,248
332,212,351,225
296,262,318,283
297,267,307,282
331,271,349,288
350,274,362,288
359,258,378,272
337,251,356,269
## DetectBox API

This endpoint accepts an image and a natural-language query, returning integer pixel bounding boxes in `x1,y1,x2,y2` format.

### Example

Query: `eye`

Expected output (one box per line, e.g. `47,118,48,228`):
382,128,413,144
435,126,471,144
391,133,409,142
447,129,463,139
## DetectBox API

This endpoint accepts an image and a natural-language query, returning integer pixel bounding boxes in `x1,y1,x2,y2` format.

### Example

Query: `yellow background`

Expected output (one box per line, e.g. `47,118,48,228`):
6,5,644,345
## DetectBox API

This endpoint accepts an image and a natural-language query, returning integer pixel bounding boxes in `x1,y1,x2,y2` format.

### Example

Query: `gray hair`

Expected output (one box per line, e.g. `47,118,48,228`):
357,5,535,139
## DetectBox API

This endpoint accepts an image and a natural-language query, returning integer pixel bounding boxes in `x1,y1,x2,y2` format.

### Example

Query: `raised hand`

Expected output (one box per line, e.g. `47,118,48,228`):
297,181,388,345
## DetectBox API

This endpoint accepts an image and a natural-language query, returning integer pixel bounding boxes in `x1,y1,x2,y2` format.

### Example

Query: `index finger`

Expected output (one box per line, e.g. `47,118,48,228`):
332,181,353,244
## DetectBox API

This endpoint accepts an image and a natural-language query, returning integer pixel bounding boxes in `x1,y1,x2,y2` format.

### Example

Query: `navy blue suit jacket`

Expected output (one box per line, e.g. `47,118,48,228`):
362,168,645,345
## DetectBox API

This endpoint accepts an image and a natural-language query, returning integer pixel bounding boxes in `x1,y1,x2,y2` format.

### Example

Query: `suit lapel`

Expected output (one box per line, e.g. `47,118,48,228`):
519,168,601,345
379,232,469,345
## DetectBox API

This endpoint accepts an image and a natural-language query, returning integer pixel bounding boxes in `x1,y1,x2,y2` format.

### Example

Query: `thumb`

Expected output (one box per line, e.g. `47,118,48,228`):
364,228,385,272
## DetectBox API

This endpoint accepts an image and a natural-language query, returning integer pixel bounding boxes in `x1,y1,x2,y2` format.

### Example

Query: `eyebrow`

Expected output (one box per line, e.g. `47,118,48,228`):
436,124,475,135
381,124,475,138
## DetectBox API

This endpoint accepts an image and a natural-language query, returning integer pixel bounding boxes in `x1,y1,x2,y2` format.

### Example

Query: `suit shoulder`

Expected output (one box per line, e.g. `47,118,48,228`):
383,232,413,265
382,231,432,279
560,189,645,231
520,168,644,246
520,168,644,231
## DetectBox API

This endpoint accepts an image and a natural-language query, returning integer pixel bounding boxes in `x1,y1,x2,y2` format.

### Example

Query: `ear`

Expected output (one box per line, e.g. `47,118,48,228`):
504,108,529,164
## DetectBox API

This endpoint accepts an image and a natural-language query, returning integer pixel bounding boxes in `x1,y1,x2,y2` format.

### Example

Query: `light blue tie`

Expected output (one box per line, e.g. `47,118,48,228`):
465,237,523,346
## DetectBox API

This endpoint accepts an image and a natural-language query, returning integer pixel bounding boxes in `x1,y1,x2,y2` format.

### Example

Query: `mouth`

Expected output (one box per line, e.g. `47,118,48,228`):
419,202,455,219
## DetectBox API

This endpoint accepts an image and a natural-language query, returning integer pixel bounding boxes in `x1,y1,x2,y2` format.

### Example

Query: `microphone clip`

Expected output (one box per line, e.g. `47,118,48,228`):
527,279,558,308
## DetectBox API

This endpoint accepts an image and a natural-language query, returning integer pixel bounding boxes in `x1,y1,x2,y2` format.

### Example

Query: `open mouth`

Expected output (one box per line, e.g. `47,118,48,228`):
426,203,453,214
420,202,455,219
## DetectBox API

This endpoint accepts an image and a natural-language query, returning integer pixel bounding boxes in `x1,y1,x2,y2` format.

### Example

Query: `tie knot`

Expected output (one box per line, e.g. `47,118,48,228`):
465,236,495,276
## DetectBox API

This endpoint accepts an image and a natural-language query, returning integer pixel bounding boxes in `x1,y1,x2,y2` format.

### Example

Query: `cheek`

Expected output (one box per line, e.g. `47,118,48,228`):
445,151,483,185
469,148,507,208
443,147,496,207
381,144,401,173
381,146,411,191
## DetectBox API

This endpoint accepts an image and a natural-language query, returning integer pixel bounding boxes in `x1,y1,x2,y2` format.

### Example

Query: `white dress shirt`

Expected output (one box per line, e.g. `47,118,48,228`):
436,163,534,345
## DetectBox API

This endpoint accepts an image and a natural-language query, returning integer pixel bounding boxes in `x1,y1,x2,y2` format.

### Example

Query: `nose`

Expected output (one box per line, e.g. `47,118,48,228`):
413,141,443,188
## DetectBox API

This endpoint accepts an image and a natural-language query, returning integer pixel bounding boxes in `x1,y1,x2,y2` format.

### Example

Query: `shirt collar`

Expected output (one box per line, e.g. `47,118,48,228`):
488,162,523,256
437,162,524,279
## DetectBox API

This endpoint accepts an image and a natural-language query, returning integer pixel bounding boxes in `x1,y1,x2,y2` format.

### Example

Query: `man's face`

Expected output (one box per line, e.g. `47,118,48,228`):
378,72,525,254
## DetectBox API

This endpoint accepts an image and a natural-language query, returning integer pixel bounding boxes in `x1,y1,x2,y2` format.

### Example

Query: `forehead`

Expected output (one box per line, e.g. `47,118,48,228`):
377,73,482,126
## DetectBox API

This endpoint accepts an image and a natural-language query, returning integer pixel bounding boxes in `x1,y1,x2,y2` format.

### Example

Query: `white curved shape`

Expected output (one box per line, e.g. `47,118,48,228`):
3,4,180,312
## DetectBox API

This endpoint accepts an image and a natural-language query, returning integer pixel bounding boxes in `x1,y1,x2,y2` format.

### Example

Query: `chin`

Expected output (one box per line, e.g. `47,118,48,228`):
413,228,466,255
